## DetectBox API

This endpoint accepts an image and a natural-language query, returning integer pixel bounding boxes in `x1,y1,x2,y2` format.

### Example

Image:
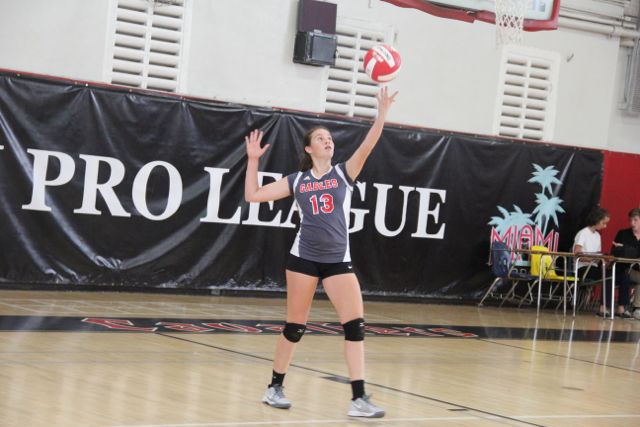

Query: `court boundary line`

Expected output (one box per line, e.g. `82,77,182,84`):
155,332,545,427
105,413,640,427
478,338,640,373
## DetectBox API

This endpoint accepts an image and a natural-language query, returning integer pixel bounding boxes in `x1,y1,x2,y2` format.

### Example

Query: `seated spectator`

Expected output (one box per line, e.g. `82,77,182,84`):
611,208,640,320
573,207,631,318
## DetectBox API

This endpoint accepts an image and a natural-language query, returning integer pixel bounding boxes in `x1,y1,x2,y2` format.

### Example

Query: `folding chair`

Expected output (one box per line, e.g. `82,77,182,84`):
572,263,601,312
571,256,613,316
529,246,576,315
479,241,535,307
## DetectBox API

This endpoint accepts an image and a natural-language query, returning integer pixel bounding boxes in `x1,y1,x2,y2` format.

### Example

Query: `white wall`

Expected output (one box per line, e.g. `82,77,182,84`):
185,0,327,111
333,1,502,135
187,0,498,133
0,0,638,154
186,0,640,152
523,27,621,150
608,47,640,154
184,0,503,133
0,0,110,82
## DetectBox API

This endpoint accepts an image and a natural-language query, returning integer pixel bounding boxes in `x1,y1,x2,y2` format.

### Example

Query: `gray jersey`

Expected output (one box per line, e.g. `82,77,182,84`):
286,163,354,263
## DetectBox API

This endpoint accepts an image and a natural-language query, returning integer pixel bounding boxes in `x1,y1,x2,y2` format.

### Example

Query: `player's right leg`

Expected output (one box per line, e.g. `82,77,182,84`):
262,258,319,409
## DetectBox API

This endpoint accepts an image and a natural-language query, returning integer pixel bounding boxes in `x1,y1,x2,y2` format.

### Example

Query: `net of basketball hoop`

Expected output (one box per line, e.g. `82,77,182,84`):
494,0,530,46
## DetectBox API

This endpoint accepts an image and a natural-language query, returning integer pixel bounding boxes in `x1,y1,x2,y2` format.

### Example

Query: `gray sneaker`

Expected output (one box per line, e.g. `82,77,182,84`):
617,310,634,319
348,395,385,418
262,385,291,409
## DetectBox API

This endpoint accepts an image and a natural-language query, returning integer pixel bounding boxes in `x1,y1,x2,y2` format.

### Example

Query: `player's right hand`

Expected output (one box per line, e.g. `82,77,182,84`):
245,130,269,160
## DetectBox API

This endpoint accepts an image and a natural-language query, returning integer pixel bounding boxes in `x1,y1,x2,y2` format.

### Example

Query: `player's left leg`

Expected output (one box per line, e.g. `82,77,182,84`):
262,269,318,409
323,273,384,418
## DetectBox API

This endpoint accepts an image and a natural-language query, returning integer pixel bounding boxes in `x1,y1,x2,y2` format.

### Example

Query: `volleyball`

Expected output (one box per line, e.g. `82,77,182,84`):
363,45,402,83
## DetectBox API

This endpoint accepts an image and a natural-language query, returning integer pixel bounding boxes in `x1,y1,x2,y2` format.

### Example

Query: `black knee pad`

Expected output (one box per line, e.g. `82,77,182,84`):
342,318,365,341
282,322,306,343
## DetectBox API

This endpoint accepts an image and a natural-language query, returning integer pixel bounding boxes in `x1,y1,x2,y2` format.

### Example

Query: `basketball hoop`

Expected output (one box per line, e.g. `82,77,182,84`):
494,0,530,46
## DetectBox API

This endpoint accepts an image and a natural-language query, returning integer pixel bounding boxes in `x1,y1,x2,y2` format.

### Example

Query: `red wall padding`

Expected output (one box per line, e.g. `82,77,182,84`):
600,151,640,250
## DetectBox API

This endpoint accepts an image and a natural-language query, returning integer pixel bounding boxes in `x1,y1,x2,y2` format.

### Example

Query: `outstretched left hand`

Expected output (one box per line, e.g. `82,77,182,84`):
376,86,398,119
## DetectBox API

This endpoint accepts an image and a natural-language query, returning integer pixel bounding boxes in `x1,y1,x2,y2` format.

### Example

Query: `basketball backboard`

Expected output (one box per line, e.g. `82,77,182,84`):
381,0,560,31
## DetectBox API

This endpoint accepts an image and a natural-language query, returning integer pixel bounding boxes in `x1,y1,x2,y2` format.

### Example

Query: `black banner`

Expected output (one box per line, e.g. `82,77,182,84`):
0,72,602,298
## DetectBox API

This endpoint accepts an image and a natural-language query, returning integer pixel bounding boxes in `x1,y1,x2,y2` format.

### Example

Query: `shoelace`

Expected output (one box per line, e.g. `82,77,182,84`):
273,386,286,399
359,395,382,410
355,396,369,406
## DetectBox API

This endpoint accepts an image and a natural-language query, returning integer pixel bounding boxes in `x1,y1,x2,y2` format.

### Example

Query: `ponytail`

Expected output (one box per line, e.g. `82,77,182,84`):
299,152,313,171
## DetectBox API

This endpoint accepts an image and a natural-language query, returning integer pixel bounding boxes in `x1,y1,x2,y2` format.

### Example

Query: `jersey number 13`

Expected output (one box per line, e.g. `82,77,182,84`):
309,194,334,215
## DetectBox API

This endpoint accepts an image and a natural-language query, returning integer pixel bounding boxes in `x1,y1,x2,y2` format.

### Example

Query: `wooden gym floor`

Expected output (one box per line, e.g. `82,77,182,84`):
0,289,638,427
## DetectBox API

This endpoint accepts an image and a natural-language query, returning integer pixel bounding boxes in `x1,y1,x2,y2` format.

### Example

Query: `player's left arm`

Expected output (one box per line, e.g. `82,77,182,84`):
345,87,398,181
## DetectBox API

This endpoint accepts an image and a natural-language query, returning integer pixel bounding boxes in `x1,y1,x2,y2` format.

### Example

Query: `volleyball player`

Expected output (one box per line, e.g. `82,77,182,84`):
244,87,397,418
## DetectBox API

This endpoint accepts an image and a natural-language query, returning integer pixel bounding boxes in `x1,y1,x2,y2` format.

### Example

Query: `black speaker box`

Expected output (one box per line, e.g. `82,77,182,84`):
297,0,337,34
293,31,337,66
293,0,337,66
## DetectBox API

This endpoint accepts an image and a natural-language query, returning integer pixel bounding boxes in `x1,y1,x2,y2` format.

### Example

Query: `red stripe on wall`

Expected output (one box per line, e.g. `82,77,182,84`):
600,151,640,250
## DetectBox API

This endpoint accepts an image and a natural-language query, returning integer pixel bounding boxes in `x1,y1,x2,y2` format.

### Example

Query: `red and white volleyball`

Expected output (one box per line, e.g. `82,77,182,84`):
363,44,402,83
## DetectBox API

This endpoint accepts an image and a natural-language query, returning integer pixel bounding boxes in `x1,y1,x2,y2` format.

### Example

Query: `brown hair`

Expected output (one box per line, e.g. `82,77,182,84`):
298,126,329,171
585,207,609,227
629,208,640,219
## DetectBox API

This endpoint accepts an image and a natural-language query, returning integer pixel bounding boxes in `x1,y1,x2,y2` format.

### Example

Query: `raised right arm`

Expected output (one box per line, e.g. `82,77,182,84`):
244,129,291,203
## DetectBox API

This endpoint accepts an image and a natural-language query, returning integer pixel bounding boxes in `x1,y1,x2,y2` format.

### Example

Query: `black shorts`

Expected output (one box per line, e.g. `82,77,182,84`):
286,254,354,279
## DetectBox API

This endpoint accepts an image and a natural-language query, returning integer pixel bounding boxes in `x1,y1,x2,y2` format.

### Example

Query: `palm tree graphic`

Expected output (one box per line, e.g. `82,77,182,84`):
528,163,565,234
489,163,564,238
489,205,534,236
528,164,561,194
532,193,565,234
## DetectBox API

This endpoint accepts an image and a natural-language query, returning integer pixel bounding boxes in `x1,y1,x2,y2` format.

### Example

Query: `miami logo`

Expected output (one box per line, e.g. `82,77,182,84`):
489,164,565,251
